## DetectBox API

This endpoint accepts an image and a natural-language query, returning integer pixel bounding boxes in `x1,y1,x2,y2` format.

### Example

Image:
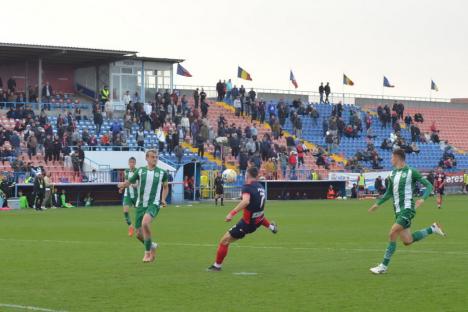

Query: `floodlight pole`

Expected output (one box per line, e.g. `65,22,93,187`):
140,60,145,103
38,58,43,107
25,60,29,102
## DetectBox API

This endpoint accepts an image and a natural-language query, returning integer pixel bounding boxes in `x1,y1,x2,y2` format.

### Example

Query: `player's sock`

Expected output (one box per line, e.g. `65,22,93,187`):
382,241,396,266
144,238,153,252
215,244,229,267
124,212,132,225
215,198,218,205
221,198,224,206
261,218,271,228
412,226,433,242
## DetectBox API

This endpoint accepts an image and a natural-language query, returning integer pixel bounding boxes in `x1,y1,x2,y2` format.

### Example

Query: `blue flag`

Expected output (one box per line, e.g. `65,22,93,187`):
176,63,192,77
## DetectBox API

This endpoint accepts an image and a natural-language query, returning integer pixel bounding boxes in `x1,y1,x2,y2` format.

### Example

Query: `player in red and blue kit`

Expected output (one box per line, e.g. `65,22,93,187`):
207,167,278,271
434,167,446,209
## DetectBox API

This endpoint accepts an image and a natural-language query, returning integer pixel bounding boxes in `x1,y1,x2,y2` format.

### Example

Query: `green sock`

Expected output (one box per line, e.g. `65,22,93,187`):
412,226,433,242
382,241,397,266
144,238,152,252
124,212,132,225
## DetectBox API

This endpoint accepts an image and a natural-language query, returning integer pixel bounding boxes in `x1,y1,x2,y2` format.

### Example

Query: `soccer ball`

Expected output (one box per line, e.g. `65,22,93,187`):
222,169,238,183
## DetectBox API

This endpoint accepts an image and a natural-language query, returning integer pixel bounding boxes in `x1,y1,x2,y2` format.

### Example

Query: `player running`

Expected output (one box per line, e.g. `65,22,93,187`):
120,157,138,236
368,149,446,274
434,167,446,209
214,172,224,206
207,167,278,271
118,149,169,263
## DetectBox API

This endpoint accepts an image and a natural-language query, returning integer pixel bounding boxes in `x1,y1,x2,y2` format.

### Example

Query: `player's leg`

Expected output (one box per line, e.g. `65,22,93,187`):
214,194,218,206
141,213,154,262
408,222,446,243
437,192,442,209
123,200,134,236
261,218,278,234
135,227,144,244
220,193,224,206
134,207,144,244
370,223,403,274
208,231,238,271
141,205,160,263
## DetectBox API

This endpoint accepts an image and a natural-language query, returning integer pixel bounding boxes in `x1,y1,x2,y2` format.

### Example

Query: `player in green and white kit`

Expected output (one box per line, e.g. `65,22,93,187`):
118,150,169,263
121,157,138,237
368,149,446,274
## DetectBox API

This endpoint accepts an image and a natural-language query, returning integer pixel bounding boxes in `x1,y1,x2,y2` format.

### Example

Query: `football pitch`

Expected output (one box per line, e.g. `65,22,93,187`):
1,196,467,312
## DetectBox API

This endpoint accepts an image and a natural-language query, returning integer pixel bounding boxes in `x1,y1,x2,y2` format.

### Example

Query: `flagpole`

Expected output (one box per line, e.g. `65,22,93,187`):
342,77,345,105
429,79,432,104
382,81,384,107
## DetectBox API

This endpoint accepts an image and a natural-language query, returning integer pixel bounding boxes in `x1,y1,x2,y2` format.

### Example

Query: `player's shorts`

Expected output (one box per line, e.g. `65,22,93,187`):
395,208,415,229
215,186,224,195
123,196,136,206
229,219,262,239
436,187,445,195
135,204,160,229
358,185,365,190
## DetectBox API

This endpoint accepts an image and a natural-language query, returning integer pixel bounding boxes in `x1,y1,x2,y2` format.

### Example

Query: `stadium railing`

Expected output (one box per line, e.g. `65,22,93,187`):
173,84,450,105
0,101,93,111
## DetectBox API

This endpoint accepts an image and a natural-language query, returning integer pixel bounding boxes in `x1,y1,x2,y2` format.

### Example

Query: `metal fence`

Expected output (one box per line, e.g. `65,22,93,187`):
0,101,94,111
173,84,450,104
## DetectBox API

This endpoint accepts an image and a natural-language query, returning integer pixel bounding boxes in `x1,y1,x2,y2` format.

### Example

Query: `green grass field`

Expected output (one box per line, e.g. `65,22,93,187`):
0,196,467,312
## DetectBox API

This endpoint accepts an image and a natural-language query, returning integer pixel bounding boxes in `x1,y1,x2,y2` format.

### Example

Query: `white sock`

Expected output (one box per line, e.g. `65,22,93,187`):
269,224,275,231
214,263,221,268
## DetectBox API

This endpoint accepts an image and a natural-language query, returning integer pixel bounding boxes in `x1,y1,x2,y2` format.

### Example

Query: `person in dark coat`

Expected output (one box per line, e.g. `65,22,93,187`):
33,173,46,210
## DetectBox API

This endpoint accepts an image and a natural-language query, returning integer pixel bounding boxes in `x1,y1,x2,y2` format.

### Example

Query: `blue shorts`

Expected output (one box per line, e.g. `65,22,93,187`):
229,219,262,239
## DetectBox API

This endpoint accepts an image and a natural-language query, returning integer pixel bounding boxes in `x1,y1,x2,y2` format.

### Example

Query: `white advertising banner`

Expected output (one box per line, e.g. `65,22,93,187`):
328,171,392,190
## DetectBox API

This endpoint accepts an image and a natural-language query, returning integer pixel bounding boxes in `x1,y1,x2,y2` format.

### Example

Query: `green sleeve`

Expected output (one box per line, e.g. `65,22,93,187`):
128,169,140,184
376,177,393,206
413,169,433,200
162,171,169,183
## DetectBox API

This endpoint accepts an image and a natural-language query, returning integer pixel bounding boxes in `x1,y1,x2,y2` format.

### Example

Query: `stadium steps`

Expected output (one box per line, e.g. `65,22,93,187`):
212,101,338,178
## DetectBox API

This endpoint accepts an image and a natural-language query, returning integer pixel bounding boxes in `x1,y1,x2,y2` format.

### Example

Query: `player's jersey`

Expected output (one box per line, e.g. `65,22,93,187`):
241,182,266,224
377,165,432,213
214,177,224,189
434,173,446,189
128,166,168,207
124,168,138,199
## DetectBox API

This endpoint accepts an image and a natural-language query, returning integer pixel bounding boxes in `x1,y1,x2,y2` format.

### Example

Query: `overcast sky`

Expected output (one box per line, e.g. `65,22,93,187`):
3,0,467,99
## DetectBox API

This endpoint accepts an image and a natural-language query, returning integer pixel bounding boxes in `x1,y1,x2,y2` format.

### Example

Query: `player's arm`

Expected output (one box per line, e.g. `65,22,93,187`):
369,178,393,212
413,170,433,207
160,172,169,207
225,193,250,222
118,170,139,191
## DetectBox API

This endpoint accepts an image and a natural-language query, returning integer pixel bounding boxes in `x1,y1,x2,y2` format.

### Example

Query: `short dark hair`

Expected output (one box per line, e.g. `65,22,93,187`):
392,148,406,161
247,167,259,179
129,157,136,161
146,149,158,156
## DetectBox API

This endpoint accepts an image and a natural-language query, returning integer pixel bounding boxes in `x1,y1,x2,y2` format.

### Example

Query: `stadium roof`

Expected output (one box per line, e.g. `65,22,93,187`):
0,42,184,65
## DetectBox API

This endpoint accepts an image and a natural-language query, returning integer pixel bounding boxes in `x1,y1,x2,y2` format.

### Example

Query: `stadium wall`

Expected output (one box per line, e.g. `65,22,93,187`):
0,63,75,93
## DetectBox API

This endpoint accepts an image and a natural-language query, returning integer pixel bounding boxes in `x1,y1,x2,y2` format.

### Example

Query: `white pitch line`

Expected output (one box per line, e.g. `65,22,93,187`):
233,272,258,276
0,303,67,312
1,238,467,256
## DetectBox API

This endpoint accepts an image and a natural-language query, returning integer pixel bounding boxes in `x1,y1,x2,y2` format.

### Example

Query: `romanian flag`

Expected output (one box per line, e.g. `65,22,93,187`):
383,76,395,88
343,74,354,86
237,66,252,81
176,63,192,77
290,70,298,88
431,80,439,91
